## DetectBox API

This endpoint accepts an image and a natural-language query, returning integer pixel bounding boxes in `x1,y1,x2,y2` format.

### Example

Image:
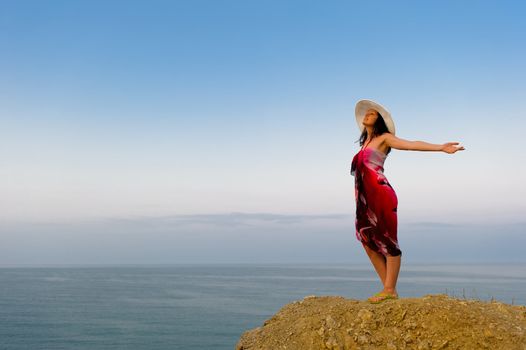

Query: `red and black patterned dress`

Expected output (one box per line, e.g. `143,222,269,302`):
350,142,402,257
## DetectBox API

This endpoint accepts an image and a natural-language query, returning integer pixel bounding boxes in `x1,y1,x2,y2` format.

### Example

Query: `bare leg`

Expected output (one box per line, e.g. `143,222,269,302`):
362,243,387,286
383,254,401,295
363,244,401,301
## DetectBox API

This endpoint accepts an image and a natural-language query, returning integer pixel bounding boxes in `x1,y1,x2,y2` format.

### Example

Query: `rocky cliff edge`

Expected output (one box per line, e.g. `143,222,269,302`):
236,294,526,350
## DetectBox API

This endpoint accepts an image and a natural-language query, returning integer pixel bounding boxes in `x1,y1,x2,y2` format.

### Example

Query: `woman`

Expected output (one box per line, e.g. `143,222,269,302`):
350,99,465,303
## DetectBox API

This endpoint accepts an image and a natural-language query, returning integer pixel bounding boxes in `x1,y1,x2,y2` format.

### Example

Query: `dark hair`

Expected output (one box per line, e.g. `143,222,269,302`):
357,111,392,156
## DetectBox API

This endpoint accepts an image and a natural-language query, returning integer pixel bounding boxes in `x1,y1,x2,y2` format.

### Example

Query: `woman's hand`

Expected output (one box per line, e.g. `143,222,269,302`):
441,142,465,154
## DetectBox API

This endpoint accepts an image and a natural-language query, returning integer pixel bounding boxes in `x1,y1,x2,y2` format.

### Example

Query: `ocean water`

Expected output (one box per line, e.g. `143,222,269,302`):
1,263,525,350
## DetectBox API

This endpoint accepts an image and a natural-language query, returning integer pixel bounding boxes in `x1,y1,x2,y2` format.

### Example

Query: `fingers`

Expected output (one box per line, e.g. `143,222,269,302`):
443,142,465,153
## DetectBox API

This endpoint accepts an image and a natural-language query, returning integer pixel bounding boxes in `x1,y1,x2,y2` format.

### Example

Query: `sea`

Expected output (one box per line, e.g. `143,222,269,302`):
1,263,525,350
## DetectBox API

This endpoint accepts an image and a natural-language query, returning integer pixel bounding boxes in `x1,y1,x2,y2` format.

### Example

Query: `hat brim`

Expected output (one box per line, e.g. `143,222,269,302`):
355,99,396,135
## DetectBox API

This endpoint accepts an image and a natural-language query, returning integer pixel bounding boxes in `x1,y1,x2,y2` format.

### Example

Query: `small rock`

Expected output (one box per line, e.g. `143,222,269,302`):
357,308,373,321
400,310,407,320
343,335,355,348
417,339,431,350
386,342,397,350
437,340,449,349
357,335,369,345
479,340,490,348
403,333,413,343
407,321,417,329
325,315,338,329
325,336,340,350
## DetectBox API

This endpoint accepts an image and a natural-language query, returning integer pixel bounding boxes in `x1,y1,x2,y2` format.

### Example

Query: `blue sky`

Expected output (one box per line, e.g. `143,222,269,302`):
1,0,525,264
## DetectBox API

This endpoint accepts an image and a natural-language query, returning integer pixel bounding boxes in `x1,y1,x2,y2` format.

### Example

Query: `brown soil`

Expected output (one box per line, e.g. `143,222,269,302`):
236,294,526,350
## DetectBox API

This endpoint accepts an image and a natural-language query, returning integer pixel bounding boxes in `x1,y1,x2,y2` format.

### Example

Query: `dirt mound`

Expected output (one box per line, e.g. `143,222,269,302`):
236,294,526,350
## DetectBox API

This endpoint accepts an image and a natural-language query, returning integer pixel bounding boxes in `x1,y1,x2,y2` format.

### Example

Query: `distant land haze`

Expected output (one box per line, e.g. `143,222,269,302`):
0,213,524,265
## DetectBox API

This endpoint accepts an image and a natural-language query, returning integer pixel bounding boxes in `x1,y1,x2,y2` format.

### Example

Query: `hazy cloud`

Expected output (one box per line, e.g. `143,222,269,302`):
96,212,353,229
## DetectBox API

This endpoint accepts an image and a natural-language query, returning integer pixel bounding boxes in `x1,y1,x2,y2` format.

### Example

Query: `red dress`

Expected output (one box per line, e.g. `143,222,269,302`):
350,143,402,257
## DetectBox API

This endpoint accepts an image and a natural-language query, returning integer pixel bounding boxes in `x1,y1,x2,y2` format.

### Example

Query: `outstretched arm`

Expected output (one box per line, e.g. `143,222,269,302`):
384,134,465,154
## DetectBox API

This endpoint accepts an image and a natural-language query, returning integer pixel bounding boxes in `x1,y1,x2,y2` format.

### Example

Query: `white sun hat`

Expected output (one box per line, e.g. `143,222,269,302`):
355,99,396,135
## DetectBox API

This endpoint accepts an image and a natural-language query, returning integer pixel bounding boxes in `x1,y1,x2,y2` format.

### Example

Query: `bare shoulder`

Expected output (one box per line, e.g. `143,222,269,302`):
381,133,395,146
382,133,415,151
382,133,395,142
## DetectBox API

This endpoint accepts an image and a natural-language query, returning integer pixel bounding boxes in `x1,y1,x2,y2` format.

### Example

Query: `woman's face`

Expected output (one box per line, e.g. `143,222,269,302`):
363,108,378,127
